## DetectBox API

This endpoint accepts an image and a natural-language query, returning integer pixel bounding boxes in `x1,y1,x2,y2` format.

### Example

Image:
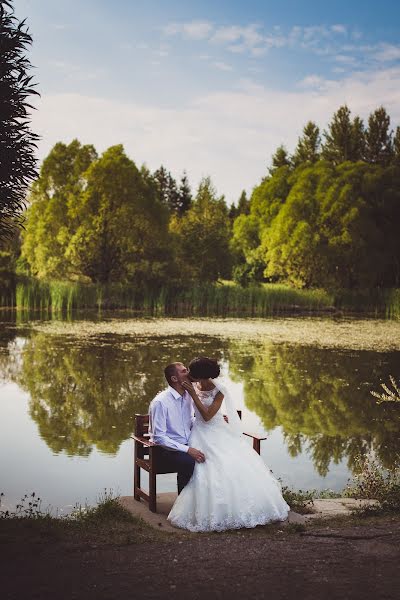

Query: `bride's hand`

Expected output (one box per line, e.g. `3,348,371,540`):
182,380,196,396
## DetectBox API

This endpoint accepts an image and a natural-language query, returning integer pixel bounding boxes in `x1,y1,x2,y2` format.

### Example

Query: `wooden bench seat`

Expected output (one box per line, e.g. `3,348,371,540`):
132,411,267,513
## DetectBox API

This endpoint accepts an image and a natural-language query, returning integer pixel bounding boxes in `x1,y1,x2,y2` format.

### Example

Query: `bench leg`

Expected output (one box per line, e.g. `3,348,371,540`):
134,463,141,501
149,471,157,512
253,438,261,455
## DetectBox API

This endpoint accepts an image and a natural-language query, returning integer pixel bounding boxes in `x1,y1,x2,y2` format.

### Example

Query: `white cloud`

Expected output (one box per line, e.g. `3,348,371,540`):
47,60,105,81
211,25,244,44
162,23,181,36
30,67,400,204
331,24,347,35
183,21,213,40
163,20,213,40
351,30,363,41
154,49,169,58
334,54,358,65
298,75,326,89
163,20,356,58
373,43,400,62
213,61,233,72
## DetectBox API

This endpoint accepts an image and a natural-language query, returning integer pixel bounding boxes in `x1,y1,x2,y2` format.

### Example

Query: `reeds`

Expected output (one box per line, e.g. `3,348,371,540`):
3,277,400,318
1,278,334,317
334,287,400,319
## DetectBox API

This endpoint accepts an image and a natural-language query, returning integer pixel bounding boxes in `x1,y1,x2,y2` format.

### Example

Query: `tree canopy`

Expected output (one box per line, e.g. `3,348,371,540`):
21,142,172,285
10,103,400,291
234,105,400,288
170,176,232,281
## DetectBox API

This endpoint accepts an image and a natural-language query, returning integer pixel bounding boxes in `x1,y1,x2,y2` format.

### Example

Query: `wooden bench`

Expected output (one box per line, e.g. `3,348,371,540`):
132,411,267,513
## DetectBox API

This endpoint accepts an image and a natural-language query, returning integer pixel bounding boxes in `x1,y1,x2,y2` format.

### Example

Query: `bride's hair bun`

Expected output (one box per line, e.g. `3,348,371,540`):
188,357,220,380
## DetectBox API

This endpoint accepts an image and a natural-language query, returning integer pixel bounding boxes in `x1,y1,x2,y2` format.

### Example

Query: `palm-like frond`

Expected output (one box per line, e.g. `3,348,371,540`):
0,0,39,239
371,375,400,403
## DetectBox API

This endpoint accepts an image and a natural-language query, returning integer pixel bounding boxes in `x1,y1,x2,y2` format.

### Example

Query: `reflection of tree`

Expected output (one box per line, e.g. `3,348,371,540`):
0,315,26,383
229,343,400,475
2,323,399,473
12,332,227,456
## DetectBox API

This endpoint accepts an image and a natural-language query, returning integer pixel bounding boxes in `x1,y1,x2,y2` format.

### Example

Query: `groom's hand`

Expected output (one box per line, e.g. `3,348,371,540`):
188,447,205,462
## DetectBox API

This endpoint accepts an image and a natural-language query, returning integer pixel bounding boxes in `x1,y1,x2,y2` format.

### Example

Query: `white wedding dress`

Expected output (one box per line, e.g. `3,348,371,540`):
168,383,290,532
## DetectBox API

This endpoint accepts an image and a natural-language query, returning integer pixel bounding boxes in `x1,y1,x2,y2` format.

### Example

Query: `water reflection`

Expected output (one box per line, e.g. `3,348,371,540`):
1,322,399,479
229,342,400,475
9,331,228,456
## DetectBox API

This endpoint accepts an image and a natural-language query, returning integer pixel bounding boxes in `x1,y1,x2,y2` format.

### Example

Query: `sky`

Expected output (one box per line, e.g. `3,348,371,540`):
12,0,400,204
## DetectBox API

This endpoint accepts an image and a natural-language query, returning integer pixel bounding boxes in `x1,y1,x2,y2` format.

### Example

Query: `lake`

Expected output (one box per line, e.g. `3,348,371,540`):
0,313,399,515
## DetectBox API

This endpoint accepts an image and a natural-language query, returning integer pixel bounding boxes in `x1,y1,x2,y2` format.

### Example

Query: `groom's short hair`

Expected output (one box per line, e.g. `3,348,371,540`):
164,363,180,385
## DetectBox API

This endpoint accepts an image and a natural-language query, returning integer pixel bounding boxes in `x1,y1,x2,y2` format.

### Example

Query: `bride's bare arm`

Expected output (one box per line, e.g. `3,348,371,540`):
182,381,224,422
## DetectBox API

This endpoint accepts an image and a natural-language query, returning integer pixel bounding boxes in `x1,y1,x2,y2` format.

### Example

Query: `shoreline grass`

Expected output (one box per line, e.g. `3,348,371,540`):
0,489,164,544
2,276,400,318
2,455,398,527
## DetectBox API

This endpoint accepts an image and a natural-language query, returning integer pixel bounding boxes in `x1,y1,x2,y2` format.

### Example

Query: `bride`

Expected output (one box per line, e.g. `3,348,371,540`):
167,357,290,532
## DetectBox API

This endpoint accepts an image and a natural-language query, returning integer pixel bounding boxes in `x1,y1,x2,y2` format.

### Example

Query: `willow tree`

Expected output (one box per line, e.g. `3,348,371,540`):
0,1,39,238
65,145,172,285
20,140,98,279
22,143,173,285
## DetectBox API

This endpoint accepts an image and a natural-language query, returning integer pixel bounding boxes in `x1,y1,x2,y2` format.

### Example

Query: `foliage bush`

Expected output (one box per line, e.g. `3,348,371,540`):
344,456,400,513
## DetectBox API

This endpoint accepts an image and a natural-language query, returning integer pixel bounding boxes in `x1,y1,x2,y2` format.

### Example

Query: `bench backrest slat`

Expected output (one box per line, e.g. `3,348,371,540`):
135,414,149,436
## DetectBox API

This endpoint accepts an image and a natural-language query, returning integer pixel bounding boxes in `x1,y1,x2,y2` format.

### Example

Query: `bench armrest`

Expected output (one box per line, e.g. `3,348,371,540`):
243,432,267,441
131,434,157,448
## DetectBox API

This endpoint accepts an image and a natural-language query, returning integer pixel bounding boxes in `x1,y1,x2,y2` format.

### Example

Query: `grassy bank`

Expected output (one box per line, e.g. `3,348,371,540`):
1,278,333,317
1,277,400,318
0,490,165,544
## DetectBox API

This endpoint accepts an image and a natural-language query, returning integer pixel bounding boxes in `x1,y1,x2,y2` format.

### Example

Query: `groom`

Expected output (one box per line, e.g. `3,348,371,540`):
149,362,205,494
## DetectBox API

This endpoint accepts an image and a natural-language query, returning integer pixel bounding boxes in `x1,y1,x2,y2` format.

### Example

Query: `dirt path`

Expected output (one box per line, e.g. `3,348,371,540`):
1,518,400,600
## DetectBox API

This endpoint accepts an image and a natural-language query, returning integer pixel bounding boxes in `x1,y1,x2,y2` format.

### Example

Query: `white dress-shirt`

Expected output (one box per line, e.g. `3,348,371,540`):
149,386,195,452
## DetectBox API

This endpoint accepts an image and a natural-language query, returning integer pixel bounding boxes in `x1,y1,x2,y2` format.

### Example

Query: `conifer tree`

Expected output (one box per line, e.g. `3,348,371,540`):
269,145,291,174
153,165,169,205
322,105,365,164
364,106,393,166
393,126,400,165
177,171,192,215
228,190,250,221
293,121,321,166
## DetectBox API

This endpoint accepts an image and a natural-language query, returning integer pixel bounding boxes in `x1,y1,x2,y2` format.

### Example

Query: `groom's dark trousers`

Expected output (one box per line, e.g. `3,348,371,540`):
157,447,195,494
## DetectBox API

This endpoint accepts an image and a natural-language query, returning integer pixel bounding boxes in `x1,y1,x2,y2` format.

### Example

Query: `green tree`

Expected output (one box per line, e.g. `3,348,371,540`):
20,140,97,279
228,190,250,221
153,167,192,215
177,171,192,215
269,145,291,174
65,145,172,284
232,166,292,284
263,164,330,287
321,105,365,164
393,127,400,165
292,121,321,166
153,165,169,205
0,0,39,238
170,176,232,281
262,161,400,288
21,142,172,285
364,106,394,166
